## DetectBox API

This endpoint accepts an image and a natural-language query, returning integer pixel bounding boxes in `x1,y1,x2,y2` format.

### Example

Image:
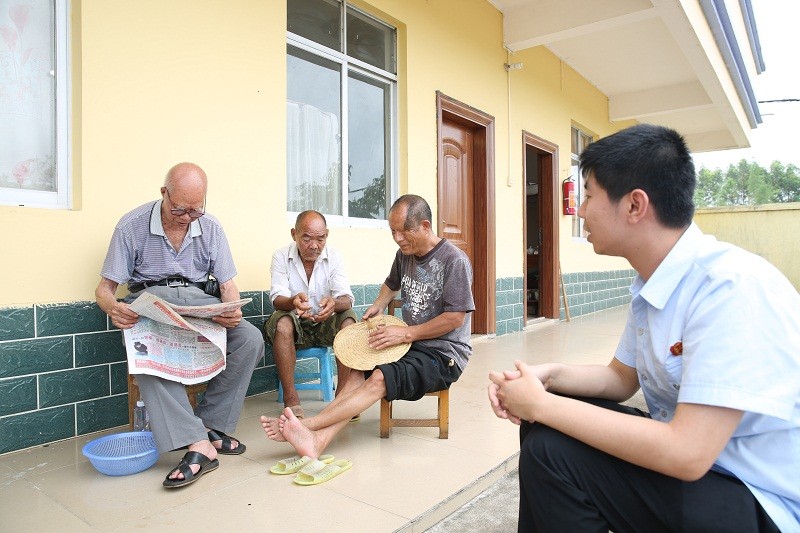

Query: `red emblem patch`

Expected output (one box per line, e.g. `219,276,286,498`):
669,341,683,356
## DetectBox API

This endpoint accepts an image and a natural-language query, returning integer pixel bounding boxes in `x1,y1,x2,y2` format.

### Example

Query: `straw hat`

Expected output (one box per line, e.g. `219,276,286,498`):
333,315,411,371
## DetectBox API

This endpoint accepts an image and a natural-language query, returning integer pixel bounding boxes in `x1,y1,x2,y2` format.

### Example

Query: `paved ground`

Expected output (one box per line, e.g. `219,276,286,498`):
426,391,648,532
426,468,519,533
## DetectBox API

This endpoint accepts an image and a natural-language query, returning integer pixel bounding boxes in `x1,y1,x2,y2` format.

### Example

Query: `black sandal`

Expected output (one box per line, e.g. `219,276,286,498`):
207,429,246,455
162,451,219,488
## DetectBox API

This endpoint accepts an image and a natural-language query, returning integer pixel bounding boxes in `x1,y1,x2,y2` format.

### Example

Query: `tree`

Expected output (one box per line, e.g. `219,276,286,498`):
766,161,800,203
694,159,800,207
348,172,386,219
694,167,723,208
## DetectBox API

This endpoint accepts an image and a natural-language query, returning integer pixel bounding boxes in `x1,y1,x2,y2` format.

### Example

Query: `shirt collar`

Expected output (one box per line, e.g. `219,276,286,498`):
635,223,702,310
149,199,203,237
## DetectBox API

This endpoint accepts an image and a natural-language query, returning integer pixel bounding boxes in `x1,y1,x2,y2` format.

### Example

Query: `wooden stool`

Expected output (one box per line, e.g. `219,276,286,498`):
380,389,449,439
378,299,450,438
127,374,207,430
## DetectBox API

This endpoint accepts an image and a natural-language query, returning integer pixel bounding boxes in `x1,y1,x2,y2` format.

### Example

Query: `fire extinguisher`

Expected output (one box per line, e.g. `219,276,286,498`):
562,178,576,215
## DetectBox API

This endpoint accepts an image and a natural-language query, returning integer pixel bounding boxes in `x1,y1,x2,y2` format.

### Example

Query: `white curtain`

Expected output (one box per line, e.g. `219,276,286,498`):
286,100,341,215
0,1,57,194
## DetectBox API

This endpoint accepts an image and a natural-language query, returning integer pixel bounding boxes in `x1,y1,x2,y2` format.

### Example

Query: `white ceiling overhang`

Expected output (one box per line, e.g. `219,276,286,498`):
488,0,763,152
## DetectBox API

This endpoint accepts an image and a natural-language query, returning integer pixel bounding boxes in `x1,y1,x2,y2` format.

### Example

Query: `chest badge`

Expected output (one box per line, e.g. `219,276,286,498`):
669,341,683,356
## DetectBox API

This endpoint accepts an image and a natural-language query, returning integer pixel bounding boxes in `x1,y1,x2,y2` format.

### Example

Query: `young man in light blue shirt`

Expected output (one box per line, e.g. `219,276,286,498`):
489,124,798,531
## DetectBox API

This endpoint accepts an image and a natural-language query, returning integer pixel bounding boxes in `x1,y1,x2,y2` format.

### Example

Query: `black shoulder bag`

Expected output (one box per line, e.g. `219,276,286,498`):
204,260,221,298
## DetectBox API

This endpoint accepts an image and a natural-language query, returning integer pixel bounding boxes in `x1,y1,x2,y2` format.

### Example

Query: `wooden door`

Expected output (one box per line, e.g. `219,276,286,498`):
440,121,474,260
437,92,495,334
522,131,559,319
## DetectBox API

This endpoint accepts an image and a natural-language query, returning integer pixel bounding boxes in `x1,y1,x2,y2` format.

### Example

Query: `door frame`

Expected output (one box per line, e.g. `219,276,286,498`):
436,91,496,334
522,131,559,319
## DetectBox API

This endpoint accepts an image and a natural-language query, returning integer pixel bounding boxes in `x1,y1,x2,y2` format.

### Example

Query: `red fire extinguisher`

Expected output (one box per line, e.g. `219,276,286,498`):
562,178,576,215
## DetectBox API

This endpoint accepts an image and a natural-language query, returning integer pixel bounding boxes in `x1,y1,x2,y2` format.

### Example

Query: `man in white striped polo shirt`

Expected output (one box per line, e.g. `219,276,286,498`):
95,162,263,489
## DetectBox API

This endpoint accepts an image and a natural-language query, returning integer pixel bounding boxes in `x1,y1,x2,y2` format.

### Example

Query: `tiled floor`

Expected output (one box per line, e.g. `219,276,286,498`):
0,307,626,532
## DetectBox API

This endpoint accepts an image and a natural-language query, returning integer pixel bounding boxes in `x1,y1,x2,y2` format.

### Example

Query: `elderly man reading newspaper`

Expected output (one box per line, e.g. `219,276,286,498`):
95,162,263,489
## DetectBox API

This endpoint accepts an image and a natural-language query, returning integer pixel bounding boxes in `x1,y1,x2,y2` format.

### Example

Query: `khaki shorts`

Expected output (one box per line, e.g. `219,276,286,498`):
264,309,358,348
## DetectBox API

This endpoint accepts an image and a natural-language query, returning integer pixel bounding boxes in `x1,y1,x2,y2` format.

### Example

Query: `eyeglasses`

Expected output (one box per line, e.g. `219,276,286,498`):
164,188,205,219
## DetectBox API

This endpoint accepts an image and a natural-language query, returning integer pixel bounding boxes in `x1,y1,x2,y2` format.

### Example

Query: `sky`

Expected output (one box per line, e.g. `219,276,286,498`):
691,0,800,171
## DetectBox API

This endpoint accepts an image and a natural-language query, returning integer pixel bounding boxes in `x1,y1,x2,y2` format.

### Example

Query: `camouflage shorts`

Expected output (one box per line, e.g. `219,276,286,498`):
263,309,358,348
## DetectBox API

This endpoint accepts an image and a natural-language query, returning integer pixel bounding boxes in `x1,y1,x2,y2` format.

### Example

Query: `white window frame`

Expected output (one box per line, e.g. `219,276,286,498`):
285,2,397,229
0,0,71,209
571,126,592,241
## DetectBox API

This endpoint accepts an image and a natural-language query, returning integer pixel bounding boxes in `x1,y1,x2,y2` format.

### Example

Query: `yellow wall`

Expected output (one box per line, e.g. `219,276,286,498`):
2,0,286,305
694,203,800,290
506,46,635,275
0,0,627,307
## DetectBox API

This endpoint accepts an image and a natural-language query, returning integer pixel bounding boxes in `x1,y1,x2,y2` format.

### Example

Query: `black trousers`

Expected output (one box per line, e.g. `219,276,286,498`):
518,397,780,533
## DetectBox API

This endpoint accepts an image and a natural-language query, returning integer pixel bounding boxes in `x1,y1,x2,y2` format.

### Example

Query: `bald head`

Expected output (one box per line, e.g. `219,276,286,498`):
164,162,207,194
160,163,207,228
292,210,328,265
295,210,327,231
390,194,432,229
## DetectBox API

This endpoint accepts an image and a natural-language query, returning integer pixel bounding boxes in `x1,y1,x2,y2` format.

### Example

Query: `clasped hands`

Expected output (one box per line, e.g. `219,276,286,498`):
488,360,548,425
292,292,335,323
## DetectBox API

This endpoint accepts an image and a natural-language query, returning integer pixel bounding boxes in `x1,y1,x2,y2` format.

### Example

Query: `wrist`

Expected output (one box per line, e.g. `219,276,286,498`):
541,363,563,392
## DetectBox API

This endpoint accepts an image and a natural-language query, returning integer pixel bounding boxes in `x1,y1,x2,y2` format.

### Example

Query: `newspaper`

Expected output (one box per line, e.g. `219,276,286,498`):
123,291,252,385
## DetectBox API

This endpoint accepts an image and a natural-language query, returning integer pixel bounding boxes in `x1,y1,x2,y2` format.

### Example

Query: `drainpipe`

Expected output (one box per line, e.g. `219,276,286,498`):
504,47,523,188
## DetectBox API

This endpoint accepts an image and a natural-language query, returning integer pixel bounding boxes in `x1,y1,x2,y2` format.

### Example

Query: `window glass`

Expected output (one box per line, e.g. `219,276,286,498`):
571,127,593,239
346,8,395,73
571,128,579,156
287,0,341,52
0,0,69,208
286,45,342,214
286,1,396,223
348,71,389,219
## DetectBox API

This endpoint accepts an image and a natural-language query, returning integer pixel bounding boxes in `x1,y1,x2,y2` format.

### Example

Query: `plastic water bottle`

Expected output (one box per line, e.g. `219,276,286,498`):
133,400,150,431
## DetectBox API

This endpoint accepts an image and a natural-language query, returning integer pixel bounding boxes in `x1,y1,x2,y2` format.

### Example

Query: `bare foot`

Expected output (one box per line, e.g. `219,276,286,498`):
260,415,286,442
168,439,217,480
286,404,305,419
279,407,322,458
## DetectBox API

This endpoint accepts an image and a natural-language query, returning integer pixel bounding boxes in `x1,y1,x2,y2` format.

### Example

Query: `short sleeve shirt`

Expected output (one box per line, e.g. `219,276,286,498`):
269,243,354,313
615,223,800,530
385,239,475,370
100,200,237,286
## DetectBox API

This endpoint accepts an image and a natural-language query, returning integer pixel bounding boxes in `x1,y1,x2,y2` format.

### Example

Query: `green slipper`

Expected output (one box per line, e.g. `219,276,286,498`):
294,459,353,486
269,454,335,475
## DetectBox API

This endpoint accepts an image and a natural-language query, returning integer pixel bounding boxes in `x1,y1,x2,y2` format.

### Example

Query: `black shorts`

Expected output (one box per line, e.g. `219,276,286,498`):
370,344,462,402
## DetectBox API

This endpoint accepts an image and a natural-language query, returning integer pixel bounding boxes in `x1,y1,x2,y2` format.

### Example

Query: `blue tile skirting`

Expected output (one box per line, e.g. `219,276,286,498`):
0,274,632,454
495,276,525,336
0,291,273,455
558,269,636,320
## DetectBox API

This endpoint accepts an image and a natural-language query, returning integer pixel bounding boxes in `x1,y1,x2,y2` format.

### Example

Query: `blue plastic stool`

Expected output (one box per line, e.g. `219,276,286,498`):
277,346,335,403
